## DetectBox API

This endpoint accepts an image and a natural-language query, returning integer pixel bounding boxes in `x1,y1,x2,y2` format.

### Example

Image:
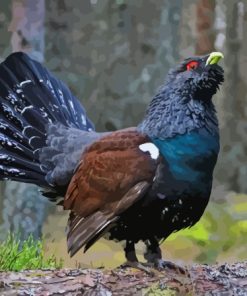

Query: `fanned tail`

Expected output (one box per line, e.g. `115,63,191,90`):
0,52,94,189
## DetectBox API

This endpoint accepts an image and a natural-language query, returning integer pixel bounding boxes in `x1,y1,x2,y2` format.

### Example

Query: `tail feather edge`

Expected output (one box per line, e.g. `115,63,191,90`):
0,52,94,191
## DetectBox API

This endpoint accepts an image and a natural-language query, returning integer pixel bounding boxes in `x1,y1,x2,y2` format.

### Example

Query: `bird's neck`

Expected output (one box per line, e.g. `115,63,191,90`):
137,90,219,139
137,90,220,196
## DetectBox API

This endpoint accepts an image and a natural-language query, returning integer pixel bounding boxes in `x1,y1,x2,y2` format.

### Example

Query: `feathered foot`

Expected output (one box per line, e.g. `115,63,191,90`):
121,260,154,275
144,237,188,275
121,240,156,275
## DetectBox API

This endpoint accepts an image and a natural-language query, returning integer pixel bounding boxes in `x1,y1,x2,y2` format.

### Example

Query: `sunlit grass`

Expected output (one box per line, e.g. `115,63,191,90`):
0,233,63,271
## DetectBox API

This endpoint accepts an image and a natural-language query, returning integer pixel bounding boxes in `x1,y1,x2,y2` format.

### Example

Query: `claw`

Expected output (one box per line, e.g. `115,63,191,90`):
121,261,157,276
154,259,187,275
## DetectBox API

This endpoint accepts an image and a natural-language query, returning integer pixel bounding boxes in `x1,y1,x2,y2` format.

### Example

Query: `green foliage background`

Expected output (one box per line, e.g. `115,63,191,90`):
165,194,247,264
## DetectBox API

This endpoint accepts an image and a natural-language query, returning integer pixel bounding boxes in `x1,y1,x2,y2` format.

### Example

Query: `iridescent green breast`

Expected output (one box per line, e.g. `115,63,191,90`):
152,129,219,194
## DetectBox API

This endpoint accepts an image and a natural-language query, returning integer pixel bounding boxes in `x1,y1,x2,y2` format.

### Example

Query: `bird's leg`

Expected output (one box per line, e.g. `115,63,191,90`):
124,240,138,263
122,240,153,274
144,237,162,263
144,237,187,274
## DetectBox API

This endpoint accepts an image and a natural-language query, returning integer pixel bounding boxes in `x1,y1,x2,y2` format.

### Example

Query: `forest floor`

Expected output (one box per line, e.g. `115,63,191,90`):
1,261,247,295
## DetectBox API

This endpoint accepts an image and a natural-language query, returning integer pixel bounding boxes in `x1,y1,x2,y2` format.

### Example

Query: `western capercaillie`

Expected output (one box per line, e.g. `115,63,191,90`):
0,51,224,270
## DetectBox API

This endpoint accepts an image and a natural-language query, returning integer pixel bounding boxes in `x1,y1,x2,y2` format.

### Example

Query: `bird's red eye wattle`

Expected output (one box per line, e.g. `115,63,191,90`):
186,61,199,71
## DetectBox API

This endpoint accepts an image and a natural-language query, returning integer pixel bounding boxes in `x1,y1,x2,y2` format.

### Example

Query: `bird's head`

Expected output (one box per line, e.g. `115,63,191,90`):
166,51,224,101
139,52,224,138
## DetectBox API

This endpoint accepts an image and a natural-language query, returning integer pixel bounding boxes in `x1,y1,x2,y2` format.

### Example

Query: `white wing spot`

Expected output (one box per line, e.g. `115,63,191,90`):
22,125,32,135
20,80,32,87
21,105,33,115
139,142,159,160
81,114,86,125
157,193,166,199
28,136,40,145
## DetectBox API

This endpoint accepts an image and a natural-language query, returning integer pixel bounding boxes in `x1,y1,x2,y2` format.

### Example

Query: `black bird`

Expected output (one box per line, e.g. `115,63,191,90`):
0,51,224,270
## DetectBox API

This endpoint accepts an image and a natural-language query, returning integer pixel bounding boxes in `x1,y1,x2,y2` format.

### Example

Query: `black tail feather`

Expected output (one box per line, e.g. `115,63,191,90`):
0,164,47,186
0,119,28,147
0,52,94,189
3,53,93,129
0,150,45,174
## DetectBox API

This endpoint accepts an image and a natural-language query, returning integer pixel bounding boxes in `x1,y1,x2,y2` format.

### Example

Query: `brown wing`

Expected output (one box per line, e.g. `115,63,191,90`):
64,129,159,256
67,181,150,256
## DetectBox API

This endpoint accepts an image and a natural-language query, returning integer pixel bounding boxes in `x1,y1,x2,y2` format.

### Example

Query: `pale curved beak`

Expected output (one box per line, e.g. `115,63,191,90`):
205,52,224,66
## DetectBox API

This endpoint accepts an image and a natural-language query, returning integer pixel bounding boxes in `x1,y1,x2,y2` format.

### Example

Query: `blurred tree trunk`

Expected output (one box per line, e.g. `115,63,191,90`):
216,1,247,193
179,0,216,57
195,0,216,55
0,1,11,227
0,0,49,241
0,1,11,60
8,0,45,62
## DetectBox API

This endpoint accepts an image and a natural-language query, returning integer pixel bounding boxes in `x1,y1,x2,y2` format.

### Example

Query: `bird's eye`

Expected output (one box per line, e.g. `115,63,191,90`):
186,61,199,71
